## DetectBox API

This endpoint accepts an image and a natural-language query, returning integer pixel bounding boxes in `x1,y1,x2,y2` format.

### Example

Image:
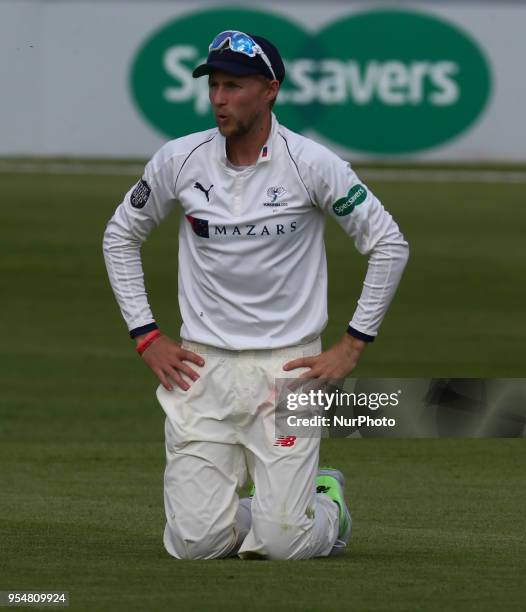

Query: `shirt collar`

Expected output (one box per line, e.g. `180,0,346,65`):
217,113,279,166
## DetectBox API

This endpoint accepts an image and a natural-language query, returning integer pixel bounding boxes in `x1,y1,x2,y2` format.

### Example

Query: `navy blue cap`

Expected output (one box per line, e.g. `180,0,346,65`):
192,34,285,83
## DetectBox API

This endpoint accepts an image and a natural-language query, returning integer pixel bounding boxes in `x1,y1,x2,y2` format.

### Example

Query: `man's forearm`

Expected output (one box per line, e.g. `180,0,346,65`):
103,219,156,335
349,239,409,337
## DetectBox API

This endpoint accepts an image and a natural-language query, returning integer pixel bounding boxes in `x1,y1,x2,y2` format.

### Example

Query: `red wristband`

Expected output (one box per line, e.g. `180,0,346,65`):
136,329,162,355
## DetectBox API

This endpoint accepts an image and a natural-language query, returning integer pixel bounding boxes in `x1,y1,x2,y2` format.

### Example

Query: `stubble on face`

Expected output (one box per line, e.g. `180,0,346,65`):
217,107,264,139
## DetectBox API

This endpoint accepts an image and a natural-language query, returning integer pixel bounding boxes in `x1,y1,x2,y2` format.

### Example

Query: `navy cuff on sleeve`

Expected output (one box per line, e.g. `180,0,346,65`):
347,325,375,343
130,322,159,339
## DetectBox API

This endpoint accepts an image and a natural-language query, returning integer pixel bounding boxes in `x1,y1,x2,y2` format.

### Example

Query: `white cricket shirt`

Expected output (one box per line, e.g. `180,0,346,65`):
103,115,409,350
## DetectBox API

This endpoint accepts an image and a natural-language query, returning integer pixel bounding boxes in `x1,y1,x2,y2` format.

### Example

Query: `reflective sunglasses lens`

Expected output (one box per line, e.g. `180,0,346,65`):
210,31,234,50
230,33,256,56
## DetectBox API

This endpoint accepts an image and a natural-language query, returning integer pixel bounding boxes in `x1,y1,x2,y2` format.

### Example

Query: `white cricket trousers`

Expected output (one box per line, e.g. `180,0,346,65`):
156,338,340,560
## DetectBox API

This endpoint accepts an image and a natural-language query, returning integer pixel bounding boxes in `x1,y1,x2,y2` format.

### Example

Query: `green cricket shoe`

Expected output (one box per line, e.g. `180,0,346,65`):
316,467,352,555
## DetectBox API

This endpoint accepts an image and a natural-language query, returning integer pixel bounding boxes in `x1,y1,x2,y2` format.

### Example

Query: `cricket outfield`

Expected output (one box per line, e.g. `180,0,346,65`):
1,164,524,611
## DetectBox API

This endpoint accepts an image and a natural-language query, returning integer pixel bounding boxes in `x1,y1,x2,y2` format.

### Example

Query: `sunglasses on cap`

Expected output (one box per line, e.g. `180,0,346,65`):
209,30,277,81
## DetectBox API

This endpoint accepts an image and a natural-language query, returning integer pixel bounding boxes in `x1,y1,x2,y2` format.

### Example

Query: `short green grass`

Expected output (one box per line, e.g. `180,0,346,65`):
1,440,524,611
1,167,525,611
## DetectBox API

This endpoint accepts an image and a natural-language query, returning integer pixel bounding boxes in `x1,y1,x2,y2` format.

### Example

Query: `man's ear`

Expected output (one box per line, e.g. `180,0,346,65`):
266,80,280,106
